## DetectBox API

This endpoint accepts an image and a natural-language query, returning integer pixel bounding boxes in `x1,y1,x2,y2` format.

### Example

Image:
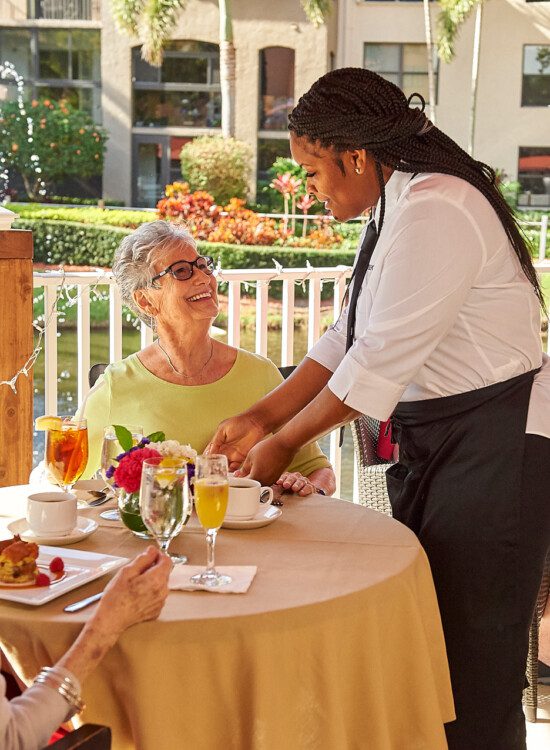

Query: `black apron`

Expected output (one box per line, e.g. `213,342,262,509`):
386,370,550,749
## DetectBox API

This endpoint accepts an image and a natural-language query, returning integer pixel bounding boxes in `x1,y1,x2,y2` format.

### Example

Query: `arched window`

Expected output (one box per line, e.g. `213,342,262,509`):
259,47,295,131
133,41,221,128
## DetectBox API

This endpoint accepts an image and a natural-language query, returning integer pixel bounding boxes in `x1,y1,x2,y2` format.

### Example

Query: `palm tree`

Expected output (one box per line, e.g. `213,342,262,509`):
436,0,485,156
423,0,437,124
111,0,333,137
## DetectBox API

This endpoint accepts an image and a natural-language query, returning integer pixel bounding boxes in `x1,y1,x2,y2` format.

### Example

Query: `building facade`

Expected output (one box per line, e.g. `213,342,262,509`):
0,0,549,207
338,0,550,208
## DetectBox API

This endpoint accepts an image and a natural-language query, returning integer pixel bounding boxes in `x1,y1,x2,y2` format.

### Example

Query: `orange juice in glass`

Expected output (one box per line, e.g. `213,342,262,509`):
44,416,88,492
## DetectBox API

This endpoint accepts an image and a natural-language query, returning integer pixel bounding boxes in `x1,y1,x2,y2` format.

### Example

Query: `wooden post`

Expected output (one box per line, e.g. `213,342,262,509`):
0,222,34,487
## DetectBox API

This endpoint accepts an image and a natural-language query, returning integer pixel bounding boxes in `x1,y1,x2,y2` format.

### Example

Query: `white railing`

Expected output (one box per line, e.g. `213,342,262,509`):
33,265,352,498
32,260,550,501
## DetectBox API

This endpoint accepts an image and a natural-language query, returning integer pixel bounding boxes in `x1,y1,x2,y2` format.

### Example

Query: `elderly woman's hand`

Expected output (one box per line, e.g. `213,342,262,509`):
276,472,317,497
95,546,172,637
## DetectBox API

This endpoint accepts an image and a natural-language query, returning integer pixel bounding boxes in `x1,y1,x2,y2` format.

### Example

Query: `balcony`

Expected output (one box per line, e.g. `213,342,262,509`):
28,0,100,20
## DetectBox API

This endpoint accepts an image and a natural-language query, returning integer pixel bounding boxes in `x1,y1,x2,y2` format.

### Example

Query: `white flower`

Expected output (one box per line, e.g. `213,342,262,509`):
148,439,197,462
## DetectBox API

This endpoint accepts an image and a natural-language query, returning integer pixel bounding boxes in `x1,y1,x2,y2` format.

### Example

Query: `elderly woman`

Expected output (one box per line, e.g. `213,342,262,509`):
80,220,334,497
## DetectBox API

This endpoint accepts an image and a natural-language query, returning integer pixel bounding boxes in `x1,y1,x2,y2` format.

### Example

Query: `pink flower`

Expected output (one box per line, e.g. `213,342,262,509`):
114,447,161,494
297,194,315,213
270,172,302,196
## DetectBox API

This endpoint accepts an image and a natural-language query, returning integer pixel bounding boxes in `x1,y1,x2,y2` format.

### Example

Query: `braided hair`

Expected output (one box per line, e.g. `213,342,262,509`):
288,68,544,308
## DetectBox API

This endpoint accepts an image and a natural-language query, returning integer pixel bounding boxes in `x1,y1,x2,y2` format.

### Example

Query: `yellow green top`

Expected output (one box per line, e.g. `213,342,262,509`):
80,349,330,480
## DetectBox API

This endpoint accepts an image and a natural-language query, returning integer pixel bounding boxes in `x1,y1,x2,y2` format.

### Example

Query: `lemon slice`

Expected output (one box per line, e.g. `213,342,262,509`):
35,415,63,431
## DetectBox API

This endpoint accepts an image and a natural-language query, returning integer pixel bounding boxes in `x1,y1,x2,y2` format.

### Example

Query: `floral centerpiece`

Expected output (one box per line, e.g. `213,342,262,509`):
107,426,196,538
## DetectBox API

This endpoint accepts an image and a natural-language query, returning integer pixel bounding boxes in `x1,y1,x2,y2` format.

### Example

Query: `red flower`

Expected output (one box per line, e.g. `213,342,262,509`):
114,447,162,494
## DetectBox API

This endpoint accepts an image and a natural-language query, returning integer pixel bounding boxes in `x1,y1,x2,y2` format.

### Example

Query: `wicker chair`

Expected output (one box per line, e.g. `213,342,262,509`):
350,415,550,722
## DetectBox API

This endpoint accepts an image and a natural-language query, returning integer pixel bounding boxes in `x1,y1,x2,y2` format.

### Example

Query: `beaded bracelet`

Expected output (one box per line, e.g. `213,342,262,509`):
33,667,85,721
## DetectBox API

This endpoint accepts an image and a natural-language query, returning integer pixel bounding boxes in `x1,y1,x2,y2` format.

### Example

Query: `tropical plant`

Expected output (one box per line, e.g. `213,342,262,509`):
436,0,486,155
180,135,252,204
0,98,107,200
111,0,333,137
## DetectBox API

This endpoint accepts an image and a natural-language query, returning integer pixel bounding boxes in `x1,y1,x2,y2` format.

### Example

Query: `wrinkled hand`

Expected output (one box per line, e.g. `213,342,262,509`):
97,546,172,635
206,413,267,472
276,471,316,497
236,434,297,486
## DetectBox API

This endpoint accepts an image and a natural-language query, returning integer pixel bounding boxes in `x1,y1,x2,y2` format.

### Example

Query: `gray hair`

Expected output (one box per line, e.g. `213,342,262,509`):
112,220,197,328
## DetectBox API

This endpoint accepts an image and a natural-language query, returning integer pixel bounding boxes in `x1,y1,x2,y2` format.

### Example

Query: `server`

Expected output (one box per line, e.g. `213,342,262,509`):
208,68,550,749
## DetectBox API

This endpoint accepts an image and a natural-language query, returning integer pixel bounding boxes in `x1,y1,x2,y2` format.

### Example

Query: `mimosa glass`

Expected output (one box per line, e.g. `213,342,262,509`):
140,457,191,564
44,416,88,492
191,454,231,587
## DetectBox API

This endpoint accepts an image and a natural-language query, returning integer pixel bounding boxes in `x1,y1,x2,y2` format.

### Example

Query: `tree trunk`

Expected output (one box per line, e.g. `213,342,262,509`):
219,0,236,137
21,173,39,202
423,0,436,124
468,3,483,156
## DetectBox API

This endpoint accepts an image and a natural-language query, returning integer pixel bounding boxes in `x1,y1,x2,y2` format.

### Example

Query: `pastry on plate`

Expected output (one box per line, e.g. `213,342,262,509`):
0,536,39,584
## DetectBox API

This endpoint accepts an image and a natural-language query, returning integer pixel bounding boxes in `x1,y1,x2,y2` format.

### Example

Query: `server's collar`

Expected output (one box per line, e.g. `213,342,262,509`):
374,169,416,232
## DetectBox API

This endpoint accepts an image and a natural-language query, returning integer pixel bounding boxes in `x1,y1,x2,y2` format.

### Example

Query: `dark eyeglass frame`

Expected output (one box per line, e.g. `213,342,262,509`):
151,255,215,283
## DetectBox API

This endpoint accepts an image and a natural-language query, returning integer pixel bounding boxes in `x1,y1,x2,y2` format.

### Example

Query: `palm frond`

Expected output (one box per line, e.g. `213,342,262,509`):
436,0,483,63
300,0,333,28
111,0,147,36
139,0,188,66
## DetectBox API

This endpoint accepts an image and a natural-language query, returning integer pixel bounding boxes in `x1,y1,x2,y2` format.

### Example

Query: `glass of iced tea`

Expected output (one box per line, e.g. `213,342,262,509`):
44,416,88,493
191,454,231,588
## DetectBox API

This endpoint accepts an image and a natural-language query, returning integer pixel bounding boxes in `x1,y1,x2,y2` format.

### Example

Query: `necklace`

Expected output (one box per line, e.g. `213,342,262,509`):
156,339,214,379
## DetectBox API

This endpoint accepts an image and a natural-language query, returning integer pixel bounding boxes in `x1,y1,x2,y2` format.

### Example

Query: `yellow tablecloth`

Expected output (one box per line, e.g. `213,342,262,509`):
0,486,454,750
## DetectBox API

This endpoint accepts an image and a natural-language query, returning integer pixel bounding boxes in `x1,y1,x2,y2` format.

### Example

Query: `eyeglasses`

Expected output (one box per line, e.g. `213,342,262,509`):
152,256,215,283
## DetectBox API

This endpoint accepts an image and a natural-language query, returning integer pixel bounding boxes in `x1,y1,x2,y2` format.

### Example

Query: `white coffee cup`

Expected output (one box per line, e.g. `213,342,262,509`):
227,477,273,520
26,492,77,537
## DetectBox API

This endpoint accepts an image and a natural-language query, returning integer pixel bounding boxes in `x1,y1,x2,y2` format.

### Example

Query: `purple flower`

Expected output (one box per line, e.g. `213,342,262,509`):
105,465,115,479
140,437,151,446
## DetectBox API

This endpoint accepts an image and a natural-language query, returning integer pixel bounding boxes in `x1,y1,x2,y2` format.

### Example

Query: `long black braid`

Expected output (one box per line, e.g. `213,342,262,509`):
288,67,544,308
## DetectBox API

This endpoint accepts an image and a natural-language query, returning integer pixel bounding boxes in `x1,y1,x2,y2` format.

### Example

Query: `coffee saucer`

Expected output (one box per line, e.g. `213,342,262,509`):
222,506,282,530
7,517,99,546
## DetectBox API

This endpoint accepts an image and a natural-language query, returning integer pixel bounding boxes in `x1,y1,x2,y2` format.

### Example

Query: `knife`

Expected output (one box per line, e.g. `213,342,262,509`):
64,592,104,613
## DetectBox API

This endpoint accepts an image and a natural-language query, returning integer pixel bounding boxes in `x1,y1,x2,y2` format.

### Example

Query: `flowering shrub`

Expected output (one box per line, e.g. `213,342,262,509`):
0,98,107,200
180,136,252,204
157,182,341,249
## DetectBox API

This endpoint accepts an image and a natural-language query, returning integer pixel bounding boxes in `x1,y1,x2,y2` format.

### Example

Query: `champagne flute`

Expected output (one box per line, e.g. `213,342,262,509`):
44,416,88,493
140,457,191,564
191,454,231,588
100,424,143,521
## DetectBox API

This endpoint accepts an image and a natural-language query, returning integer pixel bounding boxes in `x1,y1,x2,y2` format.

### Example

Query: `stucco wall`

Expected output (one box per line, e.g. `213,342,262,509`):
338,0,550,180
101,0,336,204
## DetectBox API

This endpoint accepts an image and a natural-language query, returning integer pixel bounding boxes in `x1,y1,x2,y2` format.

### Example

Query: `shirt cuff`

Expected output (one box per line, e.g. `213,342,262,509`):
307,329,345,373
328,353,406,421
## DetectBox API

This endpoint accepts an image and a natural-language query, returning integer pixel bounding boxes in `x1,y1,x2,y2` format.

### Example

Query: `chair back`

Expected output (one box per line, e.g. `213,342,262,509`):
350,416,393,516
44,724,111,750
89,363,108,389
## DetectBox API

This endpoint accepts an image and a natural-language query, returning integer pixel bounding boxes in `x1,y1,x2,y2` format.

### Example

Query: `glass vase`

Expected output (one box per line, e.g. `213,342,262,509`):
118,490,153,539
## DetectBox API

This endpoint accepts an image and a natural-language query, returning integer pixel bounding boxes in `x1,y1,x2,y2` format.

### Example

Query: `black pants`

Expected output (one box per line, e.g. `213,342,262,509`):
387,374,550,750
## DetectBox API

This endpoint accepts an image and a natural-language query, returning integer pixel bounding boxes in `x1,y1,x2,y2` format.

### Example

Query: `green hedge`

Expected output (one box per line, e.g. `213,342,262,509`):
10,203,151,228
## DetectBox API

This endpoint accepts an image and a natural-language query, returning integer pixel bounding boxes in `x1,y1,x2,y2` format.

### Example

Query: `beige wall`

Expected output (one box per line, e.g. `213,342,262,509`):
338,0,550,180
101,0,337,204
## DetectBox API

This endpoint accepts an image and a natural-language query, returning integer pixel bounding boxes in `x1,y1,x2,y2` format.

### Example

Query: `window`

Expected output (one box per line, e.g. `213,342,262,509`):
0,28,101,121
522,45,550,106
132,41,221,128
363,43,438,103
518,147,550,208
259,47,295,131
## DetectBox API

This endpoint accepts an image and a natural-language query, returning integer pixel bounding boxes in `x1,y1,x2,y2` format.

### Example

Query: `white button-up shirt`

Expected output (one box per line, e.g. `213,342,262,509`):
308,171,549,434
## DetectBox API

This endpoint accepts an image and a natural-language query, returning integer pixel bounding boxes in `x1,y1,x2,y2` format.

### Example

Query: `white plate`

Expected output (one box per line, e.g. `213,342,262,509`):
7,516,99,546
0,546,128,606
222,506,282,530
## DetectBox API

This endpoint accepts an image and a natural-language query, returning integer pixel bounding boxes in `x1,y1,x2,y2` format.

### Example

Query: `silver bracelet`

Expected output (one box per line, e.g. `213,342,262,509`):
34,667,85,720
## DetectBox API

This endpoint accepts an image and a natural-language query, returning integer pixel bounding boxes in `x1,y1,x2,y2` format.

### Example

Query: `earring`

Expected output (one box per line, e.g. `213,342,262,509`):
355,168,361,175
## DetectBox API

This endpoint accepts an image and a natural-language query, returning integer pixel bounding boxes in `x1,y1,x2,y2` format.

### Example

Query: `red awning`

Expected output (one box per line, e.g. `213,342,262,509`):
518,155,550,172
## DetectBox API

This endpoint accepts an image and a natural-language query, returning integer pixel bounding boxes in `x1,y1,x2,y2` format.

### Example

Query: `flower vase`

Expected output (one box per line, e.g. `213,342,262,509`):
118,490,153,539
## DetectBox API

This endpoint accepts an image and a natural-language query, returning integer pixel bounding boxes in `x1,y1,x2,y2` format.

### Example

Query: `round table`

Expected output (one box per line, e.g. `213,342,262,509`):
0,487,454,750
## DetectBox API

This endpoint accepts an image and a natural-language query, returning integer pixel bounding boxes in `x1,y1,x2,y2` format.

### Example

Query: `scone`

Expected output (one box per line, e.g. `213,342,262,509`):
0,537,39,583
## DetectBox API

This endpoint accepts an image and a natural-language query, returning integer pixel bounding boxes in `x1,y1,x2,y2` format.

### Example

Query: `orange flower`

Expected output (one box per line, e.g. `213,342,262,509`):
76,149,81,155
31,100,38,107
79,128,85,135
43,99,51,107
50,142,57,148
11,143,18,152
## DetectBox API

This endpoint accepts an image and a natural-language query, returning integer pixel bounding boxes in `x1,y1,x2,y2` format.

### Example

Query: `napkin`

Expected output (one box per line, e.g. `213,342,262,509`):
169,565,257,593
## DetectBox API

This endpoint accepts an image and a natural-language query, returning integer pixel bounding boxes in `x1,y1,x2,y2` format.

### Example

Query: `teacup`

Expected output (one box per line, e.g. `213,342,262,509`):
227,477,273,520
26,491,77,537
